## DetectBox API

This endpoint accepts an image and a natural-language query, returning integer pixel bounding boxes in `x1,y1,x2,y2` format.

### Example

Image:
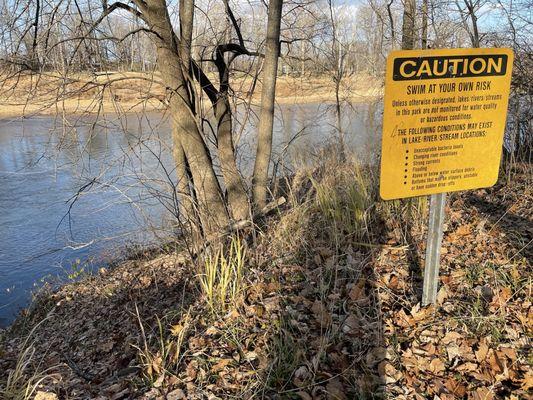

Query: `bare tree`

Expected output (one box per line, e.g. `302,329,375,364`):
455,0,483,47
401,0,416,49
327,0,346,157
421,0,429,48
0,0,293,239
253,0,284,209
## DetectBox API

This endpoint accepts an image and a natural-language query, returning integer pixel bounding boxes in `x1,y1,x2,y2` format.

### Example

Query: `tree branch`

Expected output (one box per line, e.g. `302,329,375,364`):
66,2,147,68
221,0,246,48
190,60,219,105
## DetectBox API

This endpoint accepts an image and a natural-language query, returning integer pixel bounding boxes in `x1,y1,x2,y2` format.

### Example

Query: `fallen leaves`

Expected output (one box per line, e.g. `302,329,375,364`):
471,387,495,400
34,392,58,400
348,278,365,301
1,165,531,399
325,378,347,400
378,360,402,384
311,300,332,326
211,358,232,373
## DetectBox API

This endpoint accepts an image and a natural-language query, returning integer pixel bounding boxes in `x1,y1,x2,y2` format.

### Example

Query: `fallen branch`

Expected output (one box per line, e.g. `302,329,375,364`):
226,196,286,233
177,196,286,264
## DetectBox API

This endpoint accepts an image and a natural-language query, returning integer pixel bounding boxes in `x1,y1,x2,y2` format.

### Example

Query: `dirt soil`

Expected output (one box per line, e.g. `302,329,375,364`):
0,163,531,399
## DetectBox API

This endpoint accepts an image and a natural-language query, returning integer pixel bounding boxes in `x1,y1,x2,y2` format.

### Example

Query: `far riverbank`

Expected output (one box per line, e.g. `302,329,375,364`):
0,72,382,118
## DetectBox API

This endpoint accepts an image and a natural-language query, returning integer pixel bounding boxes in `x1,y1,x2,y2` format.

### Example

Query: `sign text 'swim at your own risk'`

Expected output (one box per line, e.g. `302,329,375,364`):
380,48,514,200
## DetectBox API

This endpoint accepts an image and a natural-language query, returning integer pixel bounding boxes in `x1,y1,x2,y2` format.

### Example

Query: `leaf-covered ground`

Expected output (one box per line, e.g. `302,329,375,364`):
1,162,531,399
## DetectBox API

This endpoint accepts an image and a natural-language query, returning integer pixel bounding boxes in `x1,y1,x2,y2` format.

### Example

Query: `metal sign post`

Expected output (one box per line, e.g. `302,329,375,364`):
422,192,446,305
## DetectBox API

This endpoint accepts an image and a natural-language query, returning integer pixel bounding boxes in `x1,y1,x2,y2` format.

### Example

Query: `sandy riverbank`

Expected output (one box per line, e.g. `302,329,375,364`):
0,72,382,118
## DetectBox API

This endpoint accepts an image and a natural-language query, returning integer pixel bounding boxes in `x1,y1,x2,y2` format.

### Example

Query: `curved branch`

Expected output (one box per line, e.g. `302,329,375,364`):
221,0,245,48
190,59,218,105
99,2,147,26
47,27,162,55
66,2,147,69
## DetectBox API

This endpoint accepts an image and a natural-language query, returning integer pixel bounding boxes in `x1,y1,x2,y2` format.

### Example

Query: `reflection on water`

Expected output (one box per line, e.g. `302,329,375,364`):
0,102,381,327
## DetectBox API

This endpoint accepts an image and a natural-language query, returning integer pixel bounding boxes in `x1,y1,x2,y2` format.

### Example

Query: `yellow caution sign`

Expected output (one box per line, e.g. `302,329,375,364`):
380,48,513,200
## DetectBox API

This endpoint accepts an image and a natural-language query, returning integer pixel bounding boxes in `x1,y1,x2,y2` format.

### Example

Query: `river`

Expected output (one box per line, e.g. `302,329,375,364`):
0,102,381,327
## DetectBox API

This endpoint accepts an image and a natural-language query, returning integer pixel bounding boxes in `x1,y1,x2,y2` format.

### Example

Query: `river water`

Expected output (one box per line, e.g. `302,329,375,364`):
0,102,381,327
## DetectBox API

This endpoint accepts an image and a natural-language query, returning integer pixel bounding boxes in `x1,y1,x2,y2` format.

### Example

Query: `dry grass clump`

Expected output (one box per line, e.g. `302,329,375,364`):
199,236,246,314
0,317,58,400
311,161,373,238
134,306,192,388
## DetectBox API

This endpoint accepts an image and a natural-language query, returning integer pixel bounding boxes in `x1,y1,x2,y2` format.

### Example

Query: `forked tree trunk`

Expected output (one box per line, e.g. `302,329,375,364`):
464,0,480,48
184,0,249,223
252,0,283,209
167,86,229,233
142,0,229,234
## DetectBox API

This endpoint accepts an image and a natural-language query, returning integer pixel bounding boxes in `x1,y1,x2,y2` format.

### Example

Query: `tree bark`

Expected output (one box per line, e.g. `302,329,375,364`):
215,96,250,221
190,0,250,222
142,0,229,234
421,0,428,49
172,127,200,232
179,0,194,70
252,0,283,209
401,0,416,50
172,0,199,232
211,38,250,222
464,0,480,48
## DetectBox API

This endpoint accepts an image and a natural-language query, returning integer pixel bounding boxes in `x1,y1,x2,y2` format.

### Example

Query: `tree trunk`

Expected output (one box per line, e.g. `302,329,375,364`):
334,76,345,159
215,96,250,221
421,0,428,49
183,0,249,222
328,0,345,160
335,32,344,157
465,0,480,48
252,0,283,209
401,0,416,50
173,0,202,234
142,0,229,234
172,127,200,232
168,88,229,233
179,0,194,69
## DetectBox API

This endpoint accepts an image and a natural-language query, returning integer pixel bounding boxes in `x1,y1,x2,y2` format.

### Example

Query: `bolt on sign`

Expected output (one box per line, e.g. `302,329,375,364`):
380,48,513,200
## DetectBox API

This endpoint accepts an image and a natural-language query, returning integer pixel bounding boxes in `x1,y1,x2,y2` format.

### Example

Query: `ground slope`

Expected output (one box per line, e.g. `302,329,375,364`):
1,162,531,399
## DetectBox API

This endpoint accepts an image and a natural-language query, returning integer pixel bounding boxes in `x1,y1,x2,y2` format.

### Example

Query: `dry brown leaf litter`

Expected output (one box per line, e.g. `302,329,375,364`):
0,164,531,399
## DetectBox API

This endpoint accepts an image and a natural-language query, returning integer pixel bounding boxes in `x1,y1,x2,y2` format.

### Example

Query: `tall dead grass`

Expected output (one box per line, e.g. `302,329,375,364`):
0,316,57,400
